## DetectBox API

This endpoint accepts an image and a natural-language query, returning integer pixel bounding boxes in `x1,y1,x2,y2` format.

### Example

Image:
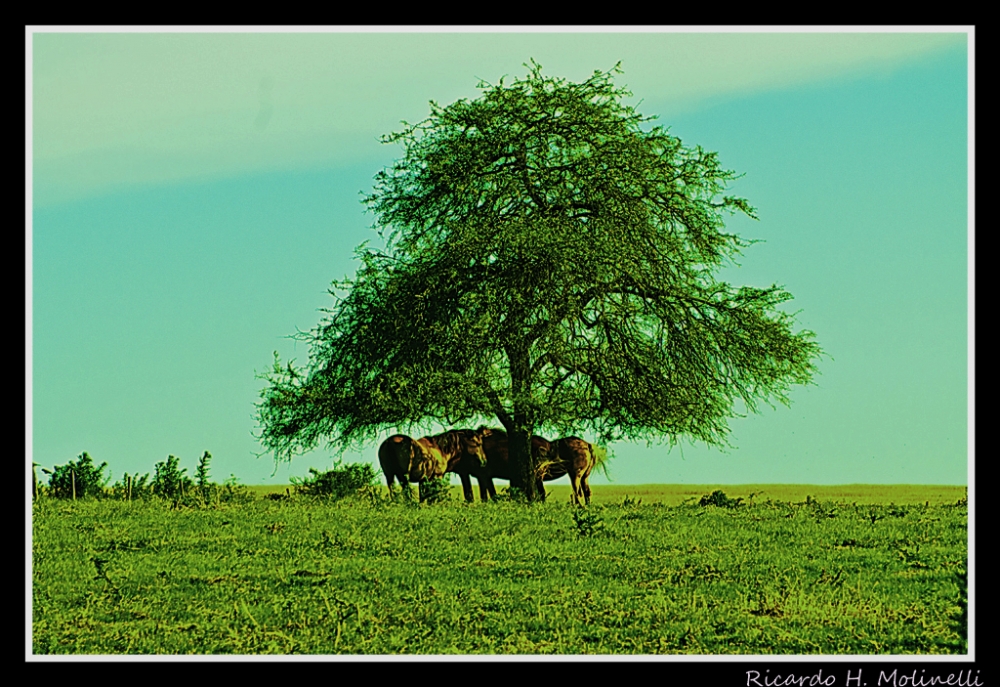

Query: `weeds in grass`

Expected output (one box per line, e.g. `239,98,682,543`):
573,509,605,537
953,567,968,644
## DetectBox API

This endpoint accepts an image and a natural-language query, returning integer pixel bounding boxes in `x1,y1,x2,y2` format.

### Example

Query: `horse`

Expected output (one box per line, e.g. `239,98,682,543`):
378,427,492,502
452,428,550,502
453,427,551,503
544,436,598,506
456,429,599,505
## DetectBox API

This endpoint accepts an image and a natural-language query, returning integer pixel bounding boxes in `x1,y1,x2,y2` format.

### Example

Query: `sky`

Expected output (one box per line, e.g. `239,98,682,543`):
28,28,972,488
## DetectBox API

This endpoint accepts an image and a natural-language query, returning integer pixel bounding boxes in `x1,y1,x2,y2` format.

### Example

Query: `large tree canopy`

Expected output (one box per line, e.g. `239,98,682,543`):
255,60,823,500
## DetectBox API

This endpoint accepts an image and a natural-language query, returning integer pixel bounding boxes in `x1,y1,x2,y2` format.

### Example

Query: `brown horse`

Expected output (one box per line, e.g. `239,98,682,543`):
451,428,553,502
544,437,598,506
378,428,492,502
456,429,600,505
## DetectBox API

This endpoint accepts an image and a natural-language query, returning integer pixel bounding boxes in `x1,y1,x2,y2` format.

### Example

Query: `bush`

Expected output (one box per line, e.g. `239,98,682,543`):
216,482,256,505
573,509,606,537
202,474,255,506
152,455,194,499
418,476,452,504
195,451,212,490
291,461,378,500
110,472,152,500
699,490,744,508
46,452,109,499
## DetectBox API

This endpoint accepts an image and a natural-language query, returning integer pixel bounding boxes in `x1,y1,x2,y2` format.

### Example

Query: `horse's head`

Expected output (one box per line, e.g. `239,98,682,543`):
460,427,492,468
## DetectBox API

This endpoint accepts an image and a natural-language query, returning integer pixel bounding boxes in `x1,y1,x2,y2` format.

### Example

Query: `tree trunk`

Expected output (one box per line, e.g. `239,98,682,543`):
507,425,538,502
505,337,540,502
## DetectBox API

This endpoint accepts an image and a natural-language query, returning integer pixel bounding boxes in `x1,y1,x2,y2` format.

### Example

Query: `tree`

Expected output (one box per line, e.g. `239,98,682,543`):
152,455,193,499
195,451,212,488
46,451,109,499
255,60,822,501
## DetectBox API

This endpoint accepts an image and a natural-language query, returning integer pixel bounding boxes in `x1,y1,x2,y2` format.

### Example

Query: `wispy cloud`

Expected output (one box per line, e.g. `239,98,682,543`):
30,30,965,206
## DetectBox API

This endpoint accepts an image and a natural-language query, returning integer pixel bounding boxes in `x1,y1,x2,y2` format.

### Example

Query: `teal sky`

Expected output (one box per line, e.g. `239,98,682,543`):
29,29,971,488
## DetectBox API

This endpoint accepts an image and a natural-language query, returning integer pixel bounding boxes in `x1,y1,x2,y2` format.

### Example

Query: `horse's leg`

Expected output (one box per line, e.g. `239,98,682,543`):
385,474,396,502
399,475,414,502
582,444,594,505
569,472,582,506
536,477,547,502
459,471,474,503
472,468,494,502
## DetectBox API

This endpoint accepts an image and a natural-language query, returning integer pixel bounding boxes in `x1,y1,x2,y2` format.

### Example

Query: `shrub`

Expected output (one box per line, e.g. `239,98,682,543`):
291,461,378,500
491,486,528,503
110,472,152,500
212,474,255,505
195,451,212,489
46,452,109,499
152,455,194,499
573,509,605,537
699,490,744,508
32,462,42,499
418,476,452,504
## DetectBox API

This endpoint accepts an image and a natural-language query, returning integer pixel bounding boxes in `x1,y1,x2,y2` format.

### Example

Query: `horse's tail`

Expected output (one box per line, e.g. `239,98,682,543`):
534,456,560,481
590,443,611,480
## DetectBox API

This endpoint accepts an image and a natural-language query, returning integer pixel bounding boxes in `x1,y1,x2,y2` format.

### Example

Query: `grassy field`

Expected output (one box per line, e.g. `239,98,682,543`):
31,485,968,655
250,482,967,506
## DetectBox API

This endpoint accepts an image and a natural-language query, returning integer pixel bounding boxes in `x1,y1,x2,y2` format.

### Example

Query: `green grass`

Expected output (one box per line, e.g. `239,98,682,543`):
248,482,966,505
31,485,968,655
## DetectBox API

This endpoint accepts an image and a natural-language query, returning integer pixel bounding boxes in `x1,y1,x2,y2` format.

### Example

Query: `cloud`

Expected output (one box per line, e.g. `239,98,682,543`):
30,30,966,206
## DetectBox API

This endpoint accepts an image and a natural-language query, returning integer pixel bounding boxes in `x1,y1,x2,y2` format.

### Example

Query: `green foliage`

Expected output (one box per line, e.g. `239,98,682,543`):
195,451,212,489
46,452,109,499
418,476,452,504
290,461,378,500
699,490,744,508
255,59,823,502
488,486,528,503
33,462,40,499
32,492,967,654
572,508,605,537
151,455,193,500
620,495,642,508
216,481,256,505
110,472,152,500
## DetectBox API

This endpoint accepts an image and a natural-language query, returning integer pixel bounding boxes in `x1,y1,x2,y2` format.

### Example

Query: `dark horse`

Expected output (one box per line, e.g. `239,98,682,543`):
455,428,598,505
378,427,492,502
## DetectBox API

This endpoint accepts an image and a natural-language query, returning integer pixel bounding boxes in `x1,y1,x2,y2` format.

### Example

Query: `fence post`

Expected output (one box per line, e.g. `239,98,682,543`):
71,469,76,501
127,474,132,502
